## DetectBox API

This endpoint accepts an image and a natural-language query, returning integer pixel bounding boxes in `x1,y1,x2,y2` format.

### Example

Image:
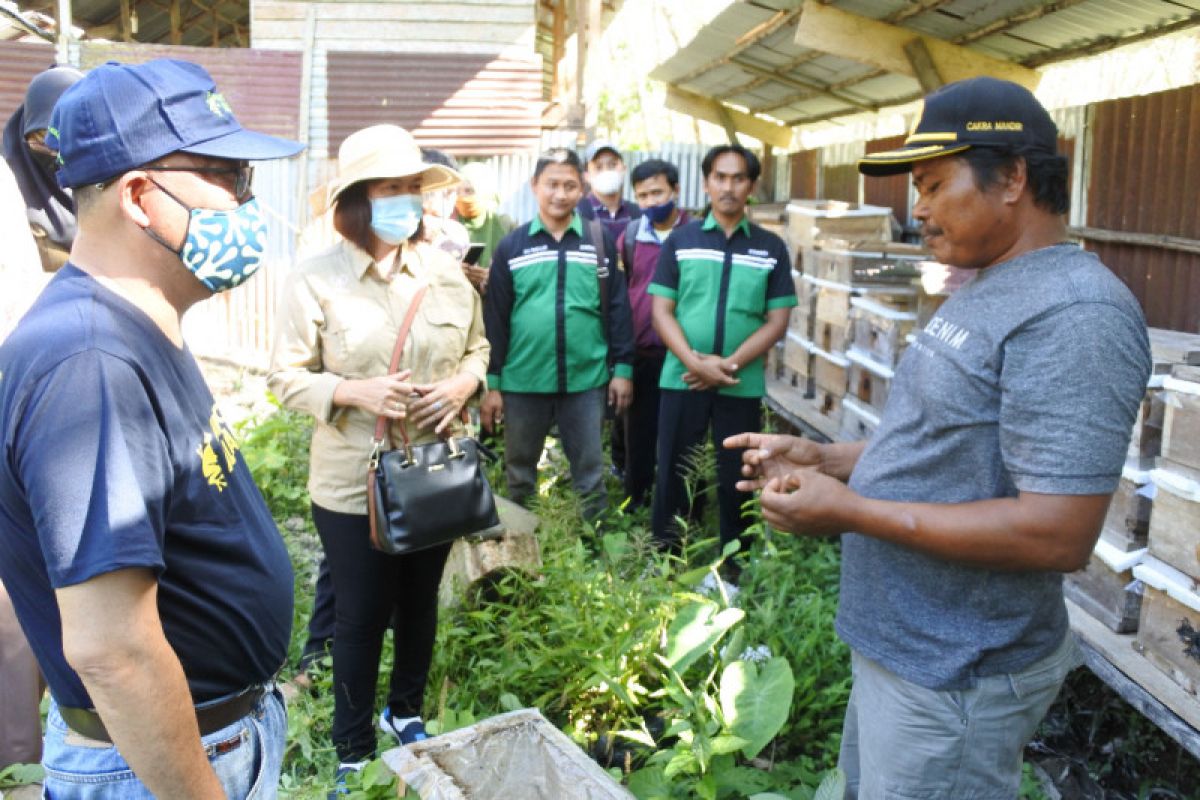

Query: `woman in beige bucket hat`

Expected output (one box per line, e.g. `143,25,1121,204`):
267,125,490,790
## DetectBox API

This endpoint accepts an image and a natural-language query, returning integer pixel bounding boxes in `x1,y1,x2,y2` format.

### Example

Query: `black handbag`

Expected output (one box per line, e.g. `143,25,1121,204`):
367,286,500,555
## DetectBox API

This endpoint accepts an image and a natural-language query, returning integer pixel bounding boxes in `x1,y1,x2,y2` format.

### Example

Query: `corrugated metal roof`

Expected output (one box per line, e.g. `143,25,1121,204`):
325,52,544,157
651,0,1200,126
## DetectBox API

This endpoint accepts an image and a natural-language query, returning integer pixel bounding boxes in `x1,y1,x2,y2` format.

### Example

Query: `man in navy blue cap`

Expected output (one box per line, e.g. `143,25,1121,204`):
728,77,1151,798
0,58,303,799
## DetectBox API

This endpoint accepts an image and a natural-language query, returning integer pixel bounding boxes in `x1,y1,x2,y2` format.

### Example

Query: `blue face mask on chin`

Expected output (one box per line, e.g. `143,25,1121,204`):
144,180,269,293
370,194,423,245
643,198,676,224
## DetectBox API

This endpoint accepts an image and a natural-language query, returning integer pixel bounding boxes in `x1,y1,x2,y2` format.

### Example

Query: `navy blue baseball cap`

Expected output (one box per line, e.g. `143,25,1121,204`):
47,58,304,189
859,77,1057,177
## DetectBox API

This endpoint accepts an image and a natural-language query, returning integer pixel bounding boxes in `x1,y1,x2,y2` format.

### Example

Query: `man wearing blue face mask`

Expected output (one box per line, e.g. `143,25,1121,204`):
0,58,303,799
615,159,690,509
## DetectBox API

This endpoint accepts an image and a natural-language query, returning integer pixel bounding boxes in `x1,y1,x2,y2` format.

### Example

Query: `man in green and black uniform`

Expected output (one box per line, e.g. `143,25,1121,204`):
482,148,635,519
650,144,795,553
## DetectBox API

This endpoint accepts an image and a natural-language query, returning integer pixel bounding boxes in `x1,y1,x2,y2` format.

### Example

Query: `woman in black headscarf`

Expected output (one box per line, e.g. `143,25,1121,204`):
1,66,83,272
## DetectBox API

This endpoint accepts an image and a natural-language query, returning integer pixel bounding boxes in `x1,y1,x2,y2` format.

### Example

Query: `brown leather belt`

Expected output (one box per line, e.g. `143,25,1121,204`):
60,685,267,743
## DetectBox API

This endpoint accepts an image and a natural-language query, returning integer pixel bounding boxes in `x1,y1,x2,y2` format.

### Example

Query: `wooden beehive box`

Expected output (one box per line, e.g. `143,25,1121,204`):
1148,466,1200,581
839,396,880,442
1132,557,1200,695
812,345,849,396
849,296,917,368
845,347,894,415
1064,538,1145,634
808,241,927,286
789,272,816,340
806,387,843,427
1100,461,1154,552
785,200,892,253
1161,370,1200,472
1148,328,1200,368
782,332,815,396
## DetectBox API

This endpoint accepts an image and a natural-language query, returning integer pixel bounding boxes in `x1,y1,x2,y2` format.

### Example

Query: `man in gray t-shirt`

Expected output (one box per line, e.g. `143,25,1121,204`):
728,77,1150,799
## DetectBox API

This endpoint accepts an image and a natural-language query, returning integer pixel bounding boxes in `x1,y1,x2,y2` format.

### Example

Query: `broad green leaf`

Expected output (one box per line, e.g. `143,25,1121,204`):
663,749,697,779
0,762,44,785
498,692,522,712
627,767,672,800
664,601,745,673
710,734,750,755
813,768,847,800
719,657,795,758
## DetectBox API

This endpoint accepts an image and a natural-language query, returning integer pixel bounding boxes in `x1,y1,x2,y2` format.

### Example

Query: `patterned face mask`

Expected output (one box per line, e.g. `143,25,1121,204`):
144,180,269,293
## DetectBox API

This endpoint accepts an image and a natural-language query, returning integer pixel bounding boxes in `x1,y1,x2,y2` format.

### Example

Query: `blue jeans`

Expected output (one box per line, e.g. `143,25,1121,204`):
41,687,286,799
838,633,1080,799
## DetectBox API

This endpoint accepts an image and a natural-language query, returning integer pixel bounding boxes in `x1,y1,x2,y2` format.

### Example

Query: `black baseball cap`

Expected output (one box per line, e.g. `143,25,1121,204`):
859,76,1058,177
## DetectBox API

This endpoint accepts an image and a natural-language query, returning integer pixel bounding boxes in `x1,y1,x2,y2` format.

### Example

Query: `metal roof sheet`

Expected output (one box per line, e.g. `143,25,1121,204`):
650,0,1200,127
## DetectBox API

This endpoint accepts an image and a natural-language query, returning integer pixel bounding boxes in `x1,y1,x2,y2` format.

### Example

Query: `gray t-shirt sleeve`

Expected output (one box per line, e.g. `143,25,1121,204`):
1000,301,1149,495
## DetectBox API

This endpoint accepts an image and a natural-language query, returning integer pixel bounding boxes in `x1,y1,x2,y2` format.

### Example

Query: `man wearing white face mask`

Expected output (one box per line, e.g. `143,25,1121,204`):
578,140,641,243
0,59,303,799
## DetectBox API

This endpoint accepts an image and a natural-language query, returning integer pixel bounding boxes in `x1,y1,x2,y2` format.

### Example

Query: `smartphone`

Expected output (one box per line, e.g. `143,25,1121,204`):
462,243,486,266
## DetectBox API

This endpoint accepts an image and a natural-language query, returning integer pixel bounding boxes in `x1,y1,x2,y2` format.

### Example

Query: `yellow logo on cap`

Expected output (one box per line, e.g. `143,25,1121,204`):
966,121,1024,131
206,91,233,118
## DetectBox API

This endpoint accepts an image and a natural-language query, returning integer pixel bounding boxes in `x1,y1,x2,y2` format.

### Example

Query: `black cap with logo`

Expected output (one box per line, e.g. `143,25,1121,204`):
858,76,1058,177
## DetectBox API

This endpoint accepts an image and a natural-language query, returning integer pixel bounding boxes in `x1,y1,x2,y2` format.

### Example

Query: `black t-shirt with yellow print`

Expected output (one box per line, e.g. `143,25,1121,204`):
0,265,293,708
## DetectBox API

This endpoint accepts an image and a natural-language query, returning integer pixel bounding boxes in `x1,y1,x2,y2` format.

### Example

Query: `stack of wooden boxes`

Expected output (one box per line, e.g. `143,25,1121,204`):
780,200,928,439
1065,330,1200,636
1133,339,1200,694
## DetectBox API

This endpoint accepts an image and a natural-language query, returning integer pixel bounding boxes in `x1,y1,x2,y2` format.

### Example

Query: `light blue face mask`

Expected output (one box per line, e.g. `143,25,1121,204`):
370,194,423,245
145,180,269,293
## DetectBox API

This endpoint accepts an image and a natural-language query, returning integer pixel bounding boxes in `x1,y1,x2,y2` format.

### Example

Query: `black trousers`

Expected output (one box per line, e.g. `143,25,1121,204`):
312,503,451,762
623,352,665,509
651,389,761,551
299,555,335,664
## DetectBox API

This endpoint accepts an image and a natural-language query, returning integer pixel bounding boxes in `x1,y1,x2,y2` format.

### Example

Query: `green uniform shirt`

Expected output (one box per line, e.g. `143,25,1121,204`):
648,212,796,398
483,212,634,394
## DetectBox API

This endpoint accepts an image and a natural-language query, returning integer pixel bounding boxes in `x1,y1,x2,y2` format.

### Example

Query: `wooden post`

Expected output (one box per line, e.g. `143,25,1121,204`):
759,147,777,203
552,0,565,101
55,0,71,65
119,0,133,42
903,37,944,92
169,0,181,45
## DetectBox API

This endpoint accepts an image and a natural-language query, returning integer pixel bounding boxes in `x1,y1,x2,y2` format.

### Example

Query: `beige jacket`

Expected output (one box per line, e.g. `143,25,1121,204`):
268,238,490,514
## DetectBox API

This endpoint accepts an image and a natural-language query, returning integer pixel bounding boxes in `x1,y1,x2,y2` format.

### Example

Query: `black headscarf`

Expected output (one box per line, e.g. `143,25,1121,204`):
1,66,83,252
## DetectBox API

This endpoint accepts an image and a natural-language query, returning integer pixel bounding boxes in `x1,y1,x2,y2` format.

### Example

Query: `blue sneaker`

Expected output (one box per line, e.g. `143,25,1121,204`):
378,707,428,745
328,761,366,799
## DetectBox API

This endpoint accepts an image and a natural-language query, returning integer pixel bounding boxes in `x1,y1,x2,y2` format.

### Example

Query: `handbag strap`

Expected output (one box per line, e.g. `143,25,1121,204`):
371,285,428,452
368,284,426,553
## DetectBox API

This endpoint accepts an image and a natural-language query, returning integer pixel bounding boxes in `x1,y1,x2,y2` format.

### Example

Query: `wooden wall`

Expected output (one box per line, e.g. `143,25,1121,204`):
251,0,537,55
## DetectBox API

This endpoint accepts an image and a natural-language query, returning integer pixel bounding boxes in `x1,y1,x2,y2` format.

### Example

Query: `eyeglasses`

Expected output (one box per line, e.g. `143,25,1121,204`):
143,162,255,199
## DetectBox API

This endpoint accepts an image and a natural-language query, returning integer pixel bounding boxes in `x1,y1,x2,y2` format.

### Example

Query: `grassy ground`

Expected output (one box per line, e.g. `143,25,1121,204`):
7,359,1178,800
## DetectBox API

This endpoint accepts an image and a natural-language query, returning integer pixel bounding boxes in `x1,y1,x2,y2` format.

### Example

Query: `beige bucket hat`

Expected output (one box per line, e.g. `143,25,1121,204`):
317,124,461,214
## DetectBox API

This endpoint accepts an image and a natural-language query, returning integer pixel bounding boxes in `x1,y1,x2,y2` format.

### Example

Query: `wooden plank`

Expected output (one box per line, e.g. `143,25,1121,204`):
794,0,1040,91
1068,599,1200,758
1149,328,1200,366
903,36,944,93
665,86,793,150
